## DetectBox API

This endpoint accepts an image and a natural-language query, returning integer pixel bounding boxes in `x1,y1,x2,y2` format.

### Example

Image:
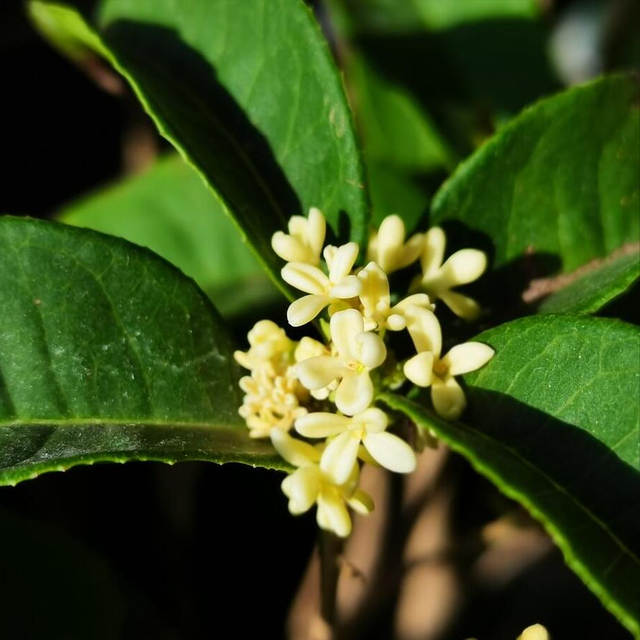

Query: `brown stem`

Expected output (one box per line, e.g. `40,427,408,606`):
319,530,342,636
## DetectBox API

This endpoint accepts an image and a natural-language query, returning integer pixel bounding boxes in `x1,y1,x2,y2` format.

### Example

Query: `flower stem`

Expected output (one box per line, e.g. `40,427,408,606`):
319,530,342,634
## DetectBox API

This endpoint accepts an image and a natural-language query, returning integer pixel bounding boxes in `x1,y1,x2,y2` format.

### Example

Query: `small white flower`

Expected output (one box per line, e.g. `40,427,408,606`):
234,320,307,438
238,365,307,438
294,337,336,400
271,207,326,265
296,309,386,416
403,307,494,420
294,336,328,363
296,408,416,485
282,243,362,326
233,320,293,372
358,261,433,331
412,227,487,320
367,215,424,273
270,429,373,538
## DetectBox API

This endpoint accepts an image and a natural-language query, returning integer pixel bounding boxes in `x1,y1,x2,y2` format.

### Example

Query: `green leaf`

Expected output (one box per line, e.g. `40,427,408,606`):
58,154,280,319
410,0,540,29
367,161,435,231
30,0,368,290
0,217,285,486
432,75,640,272
347,54,454,173
338,45,454,232
329,0,557,154
381,315,640,635
536,248,640,315
325,0,557,233
330,0,541,33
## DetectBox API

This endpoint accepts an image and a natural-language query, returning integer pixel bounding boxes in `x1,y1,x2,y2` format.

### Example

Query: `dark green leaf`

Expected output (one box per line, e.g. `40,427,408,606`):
381,315,640,635
325,0,557,234
330,0,541,33
346,54,454,173
59,154,279,319
537,247,640,315
328,0,557,159
367,161,435,231
338,46,454,231
30,0,368,291
0,217,285,486
432,75,640,272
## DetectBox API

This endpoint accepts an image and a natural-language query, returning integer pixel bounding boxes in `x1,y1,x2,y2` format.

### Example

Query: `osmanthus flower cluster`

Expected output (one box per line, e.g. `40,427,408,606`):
234,209,494,537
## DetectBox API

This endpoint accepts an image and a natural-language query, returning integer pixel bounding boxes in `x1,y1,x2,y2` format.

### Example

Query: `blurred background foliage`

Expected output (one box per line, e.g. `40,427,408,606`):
0,0,637,638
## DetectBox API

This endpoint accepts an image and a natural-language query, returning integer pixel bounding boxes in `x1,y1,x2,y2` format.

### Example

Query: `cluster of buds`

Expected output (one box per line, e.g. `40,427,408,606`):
235,208,494,537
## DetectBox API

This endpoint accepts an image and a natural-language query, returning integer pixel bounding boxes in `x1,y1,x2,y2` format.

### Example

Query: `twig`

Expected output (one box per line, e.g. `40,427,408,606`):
319,530,342,637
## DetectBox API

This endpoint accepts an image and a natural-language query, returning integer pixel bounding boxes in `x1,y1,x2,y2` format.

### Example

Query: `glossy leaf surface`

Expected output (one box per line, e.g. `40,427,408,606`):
431,75,640,272
59,155,278,318
382,315,640,635
0,217,285,486
31,0,368,291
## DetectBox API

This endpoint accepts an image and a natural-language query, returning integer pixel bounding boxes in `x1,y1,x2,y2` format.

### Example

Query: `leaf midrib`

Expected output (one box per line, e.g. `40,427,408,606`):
0,419,243,429
40,3,291,299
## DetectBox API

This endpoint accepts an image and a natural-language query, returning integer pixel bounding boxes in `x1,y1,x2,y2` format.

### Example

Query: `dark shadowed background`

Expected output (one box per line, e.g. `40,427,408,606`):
1,0,638,638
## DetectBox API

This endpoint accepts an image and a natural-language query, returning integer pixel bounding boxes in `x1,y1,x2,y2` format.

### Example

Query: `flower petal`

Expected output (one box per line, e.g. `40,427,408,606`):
363,431,417,474
320,430,361,485
330,274,362,299
307,207,326,260
377,215,405,272
287,295,331,327
431,376,467,420
440,249,487,286
281,262,328,294
356,332,387,369
233,350,252,370
335,370,373,416
295,412,350,438
405,307,442,357
348,489,375,514
294,336,327,362
327,242,359,282
517,624,550,640
282,466,320,514
395,232,424,271
438,290,481,321
330,308,363,361
386,314,406,331
394,293,433,312
317,488,352,538
442,342,494,376
296,355,344,390
358,262,390,318
287,215,308,238
354,407,388,434
271,232,309,263
404,352,434,387
421,227,446,277
270,428,320,467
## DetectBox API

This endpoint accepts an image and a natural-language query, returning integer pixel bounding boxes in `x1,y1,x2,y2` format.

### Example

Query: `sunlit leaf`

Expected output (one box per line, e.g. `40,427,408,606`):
0,217,285,486
382,315,640,635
